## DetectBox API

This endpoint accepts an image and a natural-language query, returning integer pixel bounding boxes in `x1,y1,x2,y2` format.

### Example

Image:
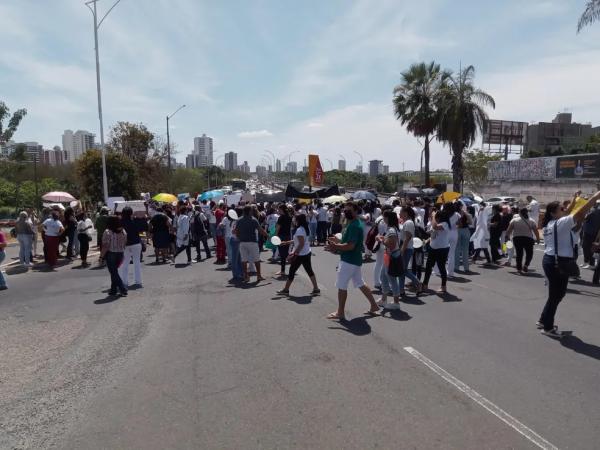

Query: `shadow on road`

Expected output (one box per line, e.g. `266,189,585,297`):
566,288,598,298
328,316,373,336
438,292,462,302
381,309,412,321
401,296,426,305
94,295,120,305
448,276,471,284
287,295,312,305
560,335,600,361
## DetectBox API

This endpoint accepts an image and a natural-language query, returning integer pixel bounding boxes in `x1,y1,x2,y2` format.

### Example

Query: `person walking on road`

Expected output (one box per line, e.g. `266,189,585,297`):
538,191,600,337
275,205,292,278
376,210,403,309
101,215,128,297
316,202,329,245
398,207,423,295
235,205,268,283
506,208,540,274
173,206,192,265
76,212,94,267
422,210,451,294
454,202,473,273
471,203,492,264
190,205,211,261
489,204,503,264
119,206,144,286
276,213,320,296
0,229,8,290
16,211,35,267
372,210,387,291
95,207,109,265
43,211,64,269
326,202,380,320
527,196,540,227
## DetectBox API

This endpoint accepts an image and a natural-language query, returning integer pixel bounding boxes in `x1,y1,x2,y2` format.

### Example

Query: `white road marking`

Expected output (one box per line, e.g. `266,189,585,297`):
404,346,559,450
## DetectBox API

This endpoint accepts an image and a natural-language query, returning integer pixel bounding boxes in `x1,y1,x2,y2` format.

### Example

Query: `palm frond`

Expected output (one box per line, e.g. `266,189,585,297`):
578,0,600,32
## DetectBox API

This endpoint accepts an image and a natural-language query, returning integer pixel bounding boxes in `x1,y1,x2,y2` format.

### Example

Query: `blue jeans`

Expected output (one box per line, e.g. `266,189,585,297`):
229,237,243,279
0,251,7,287
309,222,317,243
454,228,471,272
380,262,400,296
398,248,421,290
18,234,33,265
540,254,569,331
209,223,217,243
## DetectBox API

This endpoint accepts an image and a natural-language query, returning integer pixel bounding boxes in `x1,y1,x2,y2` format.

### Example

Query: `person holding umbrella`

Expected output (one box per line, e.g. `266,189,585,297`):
43,210,64,269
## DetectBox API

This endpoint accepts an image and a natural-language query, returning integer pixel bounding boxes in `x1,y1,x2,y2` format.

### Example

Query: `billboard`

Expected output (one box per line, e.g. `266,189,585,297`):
308,154,324,187
483,120,527,145
556,154,600,179
487,157,556,181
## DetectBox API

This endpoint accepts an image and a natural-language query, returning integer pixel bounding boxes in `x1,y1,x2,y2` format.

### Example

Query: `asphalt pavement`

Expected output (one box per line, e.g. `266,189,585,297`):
1,243,599,449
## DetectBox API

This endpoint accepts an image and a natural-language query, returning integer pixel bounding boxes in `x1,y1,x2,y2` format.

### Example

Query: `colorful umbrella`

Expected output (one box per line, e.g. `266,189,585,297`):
351,190,377,201
436,191,461,204
198,190,225,201
459,197,474,206
152,193,178,204
42,191,76,203
323,195,347,204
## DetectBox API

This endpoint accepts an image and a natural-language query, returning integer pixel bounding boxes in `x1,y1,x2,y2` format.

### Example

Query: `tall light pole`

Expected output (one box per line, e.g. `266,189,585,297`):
85,0,122,205
166,104,186,192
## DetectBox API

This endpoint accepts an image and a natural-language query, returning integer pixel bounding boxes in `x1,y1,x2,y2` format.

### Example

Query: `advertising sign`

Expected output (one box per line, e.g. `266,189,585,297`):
555,154,600,179
308,154,324,187
483,120,527,145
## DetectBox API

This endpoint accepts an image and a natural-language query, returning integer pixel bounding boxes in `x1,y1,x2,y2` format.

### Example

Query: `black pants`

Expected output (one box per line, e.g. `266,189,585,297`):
473,248,491,263
288,253,315,281
513,236,534,271
193,236,211,260
78,233,90,262
279,243,290,274
490,233,502,261
540,254,569,331
105,251,126,294
582,233,595,266
423,247,449,286
175,243,191,262
593,262,600,285
317,221,328,244
66,227,76,257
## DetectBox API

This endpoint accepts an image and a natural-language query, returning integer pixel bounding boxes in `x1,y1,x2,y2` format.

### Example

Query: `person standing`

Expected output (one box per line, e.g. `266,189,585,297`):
446,203,460,277
422,210,451,294
229,208,244,281
119,207,143,286
372,211,387,291
173,205,192,265
592,228,600,285
275,204,292,277
316,202,329,245
454,202,473,273
581,203,600,269
235,205,268,283
0,229,7,290
527,196,540,227
43,211,64,269
506,208,540,274
488,205,503,263
538,191,600,337
15,211,35,267
398,207,423,294
101,215,128,297
276,213,320,295
307,205,318,246
63,207,77,260
190,205,211,261
149,207,172,264
377,210,403,309
326,202,380,320
95,207,110,265
472,204,492,263
215,204,227,264
76,212,94,267
220,208,235,268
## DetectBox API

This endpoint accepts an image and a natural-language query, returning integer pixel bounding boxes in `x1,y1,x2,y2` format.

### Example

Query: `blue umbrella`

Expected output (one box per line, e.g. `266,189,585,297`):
351,190,377,201
459,197,474,206
198,190,224,201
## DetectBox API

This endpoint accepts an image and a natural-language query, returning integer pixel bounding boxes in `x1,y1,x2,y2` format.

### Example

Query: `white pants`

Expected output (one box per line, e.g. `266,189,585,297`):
447,231,458,276
373,245,385,287
119,243,142,286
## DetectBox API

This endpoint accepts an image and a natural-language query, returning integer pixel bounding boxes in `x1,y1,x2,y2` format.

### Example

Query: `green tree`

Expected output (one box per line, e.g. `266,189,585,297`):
0,101,27,143
437,65,495,192
76,150,138,203
393,61,447,187
578,0,600,32
584,134,600,153
463,149,501,190
107,121,155,166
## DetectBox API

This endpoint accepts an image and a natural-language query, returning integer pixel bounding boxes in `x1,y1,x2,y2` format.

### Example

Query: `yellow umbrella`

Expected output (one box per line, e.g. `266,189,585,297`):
571,197,588,214
436,191,461,204
152,193,178,204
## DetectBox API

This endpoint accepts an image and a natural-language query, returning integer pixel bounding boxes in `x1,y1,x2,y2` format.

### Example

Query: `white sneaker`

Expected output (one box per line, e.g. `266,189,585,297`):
541,327,563,338
581,264,590,269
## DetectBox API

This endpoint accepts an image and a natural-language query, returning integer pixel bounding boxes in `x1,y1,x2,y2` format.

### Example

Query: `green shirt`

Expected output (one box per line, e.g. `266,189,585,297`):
340,219,363,266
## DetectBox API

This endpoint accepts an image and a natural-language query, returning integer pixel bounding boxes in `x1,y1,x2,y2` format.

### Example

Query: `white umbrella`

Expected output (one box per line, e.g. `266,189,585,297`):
42,191,76,203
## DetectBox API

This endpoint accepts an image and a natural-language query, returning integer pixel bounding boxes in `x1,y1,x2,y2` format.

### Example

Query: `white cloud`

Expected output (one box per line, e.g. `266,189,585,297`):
237,130,274,139
307,122,324,128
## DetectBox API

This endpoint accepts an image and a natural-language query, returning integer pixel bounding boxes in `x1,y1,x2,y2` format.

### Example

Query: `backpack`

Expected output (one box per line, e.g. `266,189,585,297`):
365,223,379,252
190,212,207,238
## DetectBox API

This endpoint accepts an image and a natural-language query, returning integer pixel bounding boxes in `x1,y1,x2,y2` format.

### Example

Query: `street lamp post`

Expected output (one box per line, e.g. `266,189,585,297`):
85,0,122,205
166,104,186,192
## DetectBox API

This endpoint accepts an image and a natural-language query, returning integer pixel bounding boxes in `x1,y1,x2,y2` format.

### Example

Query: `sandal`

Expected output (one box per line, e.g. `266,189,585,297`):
276,289,289,295
364,309,380,317
327,312,345,320
311,289,321,295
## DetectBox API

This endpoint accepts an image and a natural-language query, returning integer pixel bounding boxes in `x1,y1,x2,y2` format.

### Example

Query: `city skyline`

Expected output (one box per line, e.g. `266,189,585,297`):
1,1,600,172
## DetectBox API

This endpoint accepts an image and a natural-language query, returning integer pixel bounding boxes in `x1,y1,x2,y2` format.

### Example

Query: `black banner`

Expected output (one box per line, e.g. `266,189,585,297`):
556,154,600,179
285,184,340,199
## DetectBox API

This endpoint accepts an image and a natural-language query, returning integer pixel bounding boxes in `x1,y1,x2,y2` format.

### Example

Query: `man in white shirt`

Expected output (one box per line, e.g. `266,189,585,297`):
316,202,329,245
527,196,540,226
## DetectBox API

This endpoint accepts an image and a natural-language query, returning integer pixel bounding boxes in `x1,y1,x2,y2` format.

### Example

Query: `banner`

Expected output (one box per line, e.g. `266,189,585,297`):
556,154,600,179
285,184,340,199
308,154,324,187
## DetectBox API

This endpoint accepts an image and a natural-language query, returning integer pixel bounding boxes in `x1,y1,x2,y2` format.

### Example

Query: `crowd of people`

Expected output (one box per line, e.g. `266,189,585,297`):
2,190,600,337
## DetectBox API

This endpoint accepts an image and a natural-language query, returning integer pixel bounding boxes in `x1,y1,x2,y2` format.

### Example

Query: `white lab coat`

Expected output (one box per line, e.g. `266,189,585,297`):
471,207,491,250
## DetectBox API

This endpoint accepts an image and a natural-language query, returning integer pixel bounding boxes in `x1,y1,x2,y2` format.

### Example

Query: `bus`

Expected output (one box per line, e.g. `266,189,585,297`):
230,179,247,191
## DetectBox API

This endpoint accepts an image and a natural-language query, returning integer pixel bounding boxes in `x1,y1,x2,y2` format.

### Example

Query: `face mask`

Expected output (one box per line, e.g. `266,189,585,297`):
344,211,354,220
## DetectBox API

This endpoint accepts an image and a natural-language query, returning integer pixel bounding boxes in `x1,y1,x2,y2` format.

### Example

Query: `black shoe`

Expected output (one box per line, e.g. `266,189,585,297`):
108,291,117,296
119,291,128,297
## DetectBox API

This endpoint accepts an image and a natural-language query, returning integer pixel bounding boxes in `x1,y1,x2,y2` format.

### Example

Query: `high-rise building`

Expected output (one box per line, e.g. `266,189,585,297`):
383,165,390,175
239,161,250,174
186,153,199,169
193,134,213,167
275,159,282,172
256,165,268,178
43,146,64,166
224,151,238,171
62,129,95,161
338,159,346,171
525,113,596,156
286,161,298,173
369,160,383,177
355,164,363,174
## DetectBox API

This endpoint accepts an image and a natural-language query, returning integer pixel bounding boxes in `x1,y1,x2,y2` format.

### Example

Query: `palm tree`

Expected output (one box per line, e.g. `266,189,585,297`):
393,61,447,187
436,65,495,192
578,0,600,32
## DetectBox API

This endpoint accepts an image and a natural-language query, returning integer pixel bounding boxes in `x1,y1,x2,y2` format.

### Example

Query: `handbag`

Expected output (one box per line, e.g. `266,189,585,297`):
553,221,579,277
387,250,405,277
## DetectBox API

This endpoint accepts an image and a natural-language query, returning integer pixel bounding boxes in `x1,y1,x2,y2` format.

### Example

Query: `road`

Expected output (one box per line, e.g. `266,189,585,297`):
1,243,599,449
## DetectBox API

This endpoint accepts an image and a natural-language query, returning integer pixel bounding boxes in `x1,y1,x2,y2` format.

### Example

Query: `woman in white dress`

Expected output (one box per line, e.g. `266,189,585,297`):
471,203,492,263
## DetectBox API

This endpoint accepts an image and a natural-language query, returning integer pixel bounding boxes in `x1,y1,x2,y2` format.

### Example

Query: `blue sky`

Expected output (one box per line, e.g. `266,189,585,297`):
2,0,600,171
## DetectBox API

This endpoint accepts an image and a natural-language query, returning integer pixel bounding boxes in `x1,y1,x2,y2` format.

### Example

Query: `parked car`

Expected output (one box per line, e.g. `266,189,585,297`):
0,218,16,228
485,196,518,206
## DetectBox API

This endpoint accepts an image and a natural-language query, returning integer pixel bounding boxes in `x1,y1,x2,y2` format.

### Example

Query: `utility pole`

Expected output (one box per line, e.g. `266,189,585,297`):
166,104,186,193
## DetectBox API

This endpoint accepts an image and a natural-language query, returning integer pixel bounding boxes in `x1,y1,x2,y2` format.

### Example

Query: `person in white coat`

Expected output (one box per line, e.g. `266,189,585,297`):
372,211,388,290
173,206,192,264
471,203,492,263
446,203,461,277
527,196,540,226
